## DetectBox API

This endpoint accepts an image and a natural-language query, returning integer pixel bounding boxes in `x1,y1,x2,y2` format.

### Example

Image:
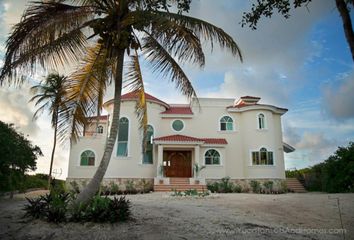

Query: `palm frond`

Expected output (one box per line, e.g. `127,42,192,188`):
141,32,198,101
57,42,113,143
151,11,243,61
124,50,148,151
0,1,94,85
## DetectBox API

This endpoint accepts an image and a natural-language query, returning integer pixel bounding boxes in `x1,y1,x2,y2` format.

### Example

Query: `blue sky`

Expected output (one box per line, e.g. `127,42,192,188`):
0,0,353,178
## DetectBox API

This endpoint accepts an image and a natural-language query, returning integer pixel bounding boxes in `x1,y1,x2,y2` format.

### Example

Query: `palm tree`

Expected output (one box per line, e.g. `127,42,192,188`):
0,0,242,203
30,73,67,189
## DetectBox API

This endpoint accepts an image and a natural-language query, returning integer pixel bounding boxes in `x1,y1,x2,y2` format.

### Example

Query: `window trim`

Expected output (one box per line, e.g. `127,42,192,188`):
116,116,130,158
256,112,267,130
79,149,96,167
203,148,222,166
249,146,275,166
171,119,185,132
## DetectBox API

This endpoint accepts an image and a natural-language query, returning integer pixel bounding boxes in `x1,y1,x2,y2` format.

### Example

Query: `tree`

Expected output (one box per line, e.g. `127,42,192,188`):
0,121,43,197
0,0,242,203
30,73,67,189
241,0,354,61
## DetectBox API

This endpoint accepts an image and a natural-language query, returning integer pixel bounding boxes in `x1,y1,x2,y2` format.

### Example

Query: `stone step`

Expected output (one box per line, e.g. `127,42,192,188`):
154,184,207,192
286,178,307,193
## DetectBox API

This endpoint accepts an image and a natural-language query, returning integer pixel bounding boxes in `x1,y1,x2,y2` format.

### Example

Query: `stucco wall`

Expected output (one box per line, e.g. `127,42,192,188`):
67,97,287,180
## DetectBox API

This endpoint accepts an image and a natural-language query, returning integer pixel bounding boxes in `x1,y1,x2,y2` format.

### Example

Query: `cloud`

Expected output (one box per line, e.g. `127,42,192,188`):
0,85,39,136
323,70,354,120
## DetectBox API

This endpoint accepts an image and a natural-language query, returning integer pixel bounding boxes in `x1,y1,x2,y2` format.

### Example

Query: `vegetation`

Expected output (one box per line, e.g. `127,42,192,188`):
241,0,354,61
24,191,131,223
171,188,210,197
193,163,206,178
0,0,242,203
0,121,43,197
250,180,261,193
207,177,244,193
286,142,354,193
30,73,68,189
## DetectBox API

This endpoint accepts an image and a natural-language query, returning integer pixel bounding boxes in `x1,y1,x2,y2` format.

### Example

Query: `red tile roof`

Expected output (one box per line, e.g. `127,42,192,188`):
120,91,170,108
87,115,108,121
240,96,261,99
161,106,193,115
154,134,227,145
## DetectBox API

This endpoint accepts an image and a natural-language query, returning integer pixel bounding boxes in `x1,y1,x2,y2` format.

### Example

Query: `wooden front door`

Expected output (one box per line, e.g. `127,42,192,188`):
163,151,192,178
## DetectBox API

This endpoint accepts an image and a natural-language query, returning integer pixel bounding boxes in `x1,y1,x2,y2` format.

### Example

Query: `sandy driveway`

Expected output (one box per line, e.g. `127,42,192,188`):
0,191,353,240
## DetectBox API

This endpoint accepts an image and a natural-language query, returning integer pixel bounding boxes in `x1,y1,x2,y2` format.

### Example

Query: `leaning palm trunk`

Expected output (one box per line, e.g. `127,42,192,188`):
75,50,125,203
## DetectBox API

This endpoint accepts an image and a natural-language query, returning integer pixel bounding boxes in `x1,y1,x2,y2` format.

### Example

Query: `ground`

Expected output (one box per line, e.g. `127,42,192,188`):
0,191,353,240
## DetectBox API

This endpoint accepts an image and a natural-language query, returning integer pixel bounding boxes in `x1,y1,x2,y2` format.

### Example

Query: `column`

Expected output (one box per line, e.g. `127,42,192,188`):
194,145,200,177
157,144,163,177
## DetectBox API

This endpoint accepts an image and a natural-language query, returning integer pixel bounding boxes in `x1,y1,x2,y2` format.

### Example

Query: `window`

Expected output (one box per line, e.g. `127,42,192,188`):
252,147,274,165
143,125,154,164
117,117,129,156
97,125,103,134
258,113,265,129
220,116,233,131
80,150,95,166
205,149,220,165
172,119,184,132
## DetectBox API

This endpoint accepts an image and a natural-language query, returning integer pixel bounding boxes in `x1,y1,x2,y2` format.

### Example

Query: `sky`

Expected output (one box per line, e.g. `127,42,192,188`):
0,0,353,179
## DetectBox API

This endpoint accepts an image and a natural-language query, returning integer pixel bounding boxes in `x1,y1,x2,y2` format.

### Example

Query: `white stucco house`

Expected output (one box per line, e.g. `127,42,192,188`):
67,91,294,191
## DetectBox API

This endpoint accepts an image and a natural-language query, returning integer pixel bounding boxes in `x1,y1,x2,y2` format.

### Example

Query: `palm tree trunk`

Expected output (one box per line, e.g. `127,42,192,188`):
75,49,125,204
48,114,58,189
335,0,354,61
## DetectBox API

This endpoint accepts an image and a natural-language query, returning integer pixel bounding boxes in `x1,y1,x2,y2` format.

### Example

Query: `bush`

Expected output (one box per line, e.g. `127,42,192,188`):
232,184,242,193
24,191,131,223
263,181,274,193
24,192,69,222
250,180,261,193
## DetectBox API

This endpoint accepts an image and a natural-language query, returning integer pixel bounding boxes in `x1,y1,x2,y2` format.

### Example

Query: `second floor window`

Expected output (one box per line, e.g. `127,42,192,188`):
258,113,265,129
220,116,233,131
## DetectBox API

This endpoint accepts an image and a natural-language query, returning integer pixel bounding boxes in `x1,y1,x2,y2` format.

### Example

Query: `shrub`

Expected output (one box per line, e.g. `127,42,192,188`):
207,182,219,193
109,181,120,195
232,184,242,193
69,181,80,194
125,180,137,194
219,177,234,193
24,192,69,222
138,179,152,193
250,180,261,193
263,181,274,193
24,191,131,223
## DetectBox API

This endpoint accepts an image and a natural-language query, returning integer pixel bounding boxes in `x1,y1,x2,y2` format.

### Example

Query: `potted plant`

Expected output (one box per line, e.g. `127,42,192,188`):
193,163,206,184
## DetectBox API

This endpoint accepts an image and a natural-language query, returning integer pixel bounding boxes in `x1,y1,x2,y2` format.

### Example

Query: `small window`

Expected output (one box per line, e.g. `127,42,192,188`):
252,147,273,165
117,117,129,157
172,120,184,132
80,150,95,166
143,125,154,164
205,149,220,165
97,125,103,134
258,113,265,129
220,116,233,131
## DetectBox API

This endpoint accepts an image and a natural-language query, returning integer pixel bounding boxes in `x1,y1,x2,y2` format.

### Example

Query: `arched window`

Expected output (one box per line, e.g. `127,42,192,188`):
252,147,273,165
117,117,129,157
205,149,220,165
80,150,95,166
97,125,103,134
143,125,154,164
220,116,233,131
258,113,265,129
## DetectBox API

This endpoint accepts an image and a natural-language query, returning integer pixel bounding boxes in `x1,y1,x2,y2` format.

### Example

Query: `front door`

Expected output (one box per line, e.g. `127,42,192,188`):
163,151,192,178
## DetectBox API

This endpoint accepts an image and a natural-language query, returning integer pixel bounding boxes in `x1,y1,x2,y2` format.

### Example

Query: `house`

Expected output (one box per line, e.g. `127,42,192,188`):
67,92,294,191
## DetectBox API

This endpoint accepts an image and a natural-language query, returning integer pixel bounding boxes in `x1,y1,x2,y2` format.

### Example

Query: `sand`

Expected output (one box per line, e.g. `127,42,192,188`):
0,191,353,239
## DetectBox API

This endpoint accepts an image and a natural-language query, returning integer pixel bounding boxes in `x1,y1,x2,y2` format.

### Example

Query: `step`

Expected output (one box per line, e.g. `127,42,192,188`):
286,178,307,193
154,184,207,192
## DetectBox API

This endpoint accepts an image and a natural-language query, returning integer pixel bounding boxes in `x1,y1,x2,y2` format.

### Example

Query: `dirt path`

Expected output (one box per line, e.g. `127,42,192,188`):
0,191,353,240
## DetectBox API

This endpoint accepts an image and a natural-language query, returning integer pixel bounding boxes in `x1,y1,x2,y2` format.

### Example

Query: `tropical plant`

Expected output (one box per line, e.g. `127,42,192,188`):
0,0,242,203
30,73,67,189
193,163,206,178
